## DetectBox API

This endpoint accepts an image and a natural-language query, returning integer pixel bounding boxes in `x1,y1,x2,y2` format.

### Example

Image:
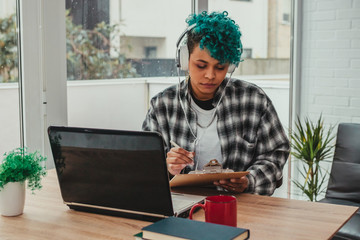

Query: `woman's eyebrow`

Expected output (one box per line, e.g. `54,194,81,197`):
196,59,222,65
195,59,208,64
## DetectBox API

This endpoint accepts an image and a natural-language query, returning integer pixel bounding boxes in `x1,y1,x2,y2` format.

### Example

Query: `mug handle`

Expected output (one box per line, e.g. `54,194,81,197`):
189,203,205,219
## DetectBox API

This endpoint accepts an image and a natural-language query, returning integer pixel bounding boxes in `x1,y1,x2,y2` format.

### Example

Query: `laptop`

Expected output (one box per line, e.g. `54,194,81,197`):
47,126,205,221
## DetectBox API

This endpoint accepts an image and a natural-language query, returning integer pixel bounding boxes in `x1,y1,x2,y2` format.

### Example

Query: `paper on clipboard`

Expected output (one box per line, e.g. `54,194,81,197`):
169,171,249,188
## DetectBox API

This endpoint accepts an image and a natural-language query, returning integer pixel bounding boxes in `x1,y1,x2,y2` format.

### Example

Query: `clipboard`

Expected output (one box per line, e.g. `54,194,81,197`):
169,171,249,188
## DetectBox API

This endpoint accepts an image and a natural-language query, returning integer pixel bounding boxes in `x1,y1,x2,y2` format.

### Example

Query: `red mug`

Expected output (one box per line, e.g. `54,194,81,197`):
189,195,237,227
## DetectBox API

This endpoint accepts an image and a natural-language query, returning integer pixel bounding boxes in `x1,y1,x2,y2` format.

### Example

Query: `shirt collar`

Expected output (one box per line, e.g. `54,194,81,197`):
180,77,230,106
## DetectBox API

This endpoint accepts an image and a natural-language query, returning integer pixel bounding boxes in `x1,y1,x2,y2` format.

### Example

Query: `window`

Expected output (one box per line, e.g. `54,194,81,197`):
283,13,290,24
242,48,252,59
65,0,190,80
66,0,110,30
0,0,20,156
0,2,18,83
145,46,157,58
66,0,191,130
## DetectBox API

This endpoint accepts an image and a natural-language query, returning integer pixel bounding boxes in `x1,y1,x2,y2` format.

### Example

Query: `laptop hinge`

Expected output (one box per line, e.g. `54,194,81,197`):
65,201,168,219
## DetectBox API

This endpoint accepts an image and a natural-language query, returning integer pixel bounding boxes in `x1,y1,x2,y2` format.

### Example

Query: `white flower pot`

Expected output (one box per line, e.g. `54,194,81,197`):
0,181,26,216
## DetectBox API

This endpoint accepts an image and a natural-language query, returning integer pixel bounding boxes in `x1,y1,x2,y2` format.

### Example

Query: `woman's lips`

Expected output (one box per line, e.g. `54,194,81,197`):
201,83,216,88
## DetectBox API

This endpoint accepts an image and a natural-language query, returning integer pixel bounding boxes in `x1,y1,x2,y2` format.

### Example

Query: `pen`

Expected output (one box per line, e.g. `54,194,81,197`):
170,140,195,164
170,140,181,148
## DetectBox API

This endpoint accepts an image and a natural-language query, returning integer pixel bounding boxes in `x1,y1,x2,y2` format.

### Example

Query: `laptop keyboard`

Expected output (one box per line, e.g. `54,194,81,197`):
172,197,194,211
171,193,205,215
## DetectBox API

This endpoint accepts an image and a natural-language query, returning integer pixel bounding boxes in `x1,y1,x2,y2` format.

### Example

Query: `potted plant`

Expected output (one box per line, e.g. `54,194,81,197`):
290,115,336,202
0,147,47,216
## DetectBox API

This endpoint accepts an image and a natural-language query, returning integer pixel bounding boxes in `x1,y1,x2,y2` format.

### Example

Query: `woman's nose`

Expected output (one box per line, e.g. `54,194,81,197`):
205,68,215,79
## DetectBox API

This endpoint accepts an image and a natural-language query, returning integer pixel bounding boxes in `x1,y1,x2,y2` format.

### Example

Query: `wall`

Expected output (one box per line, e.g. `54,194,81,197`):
293,0,360,200
67,79,147,131
300,0,360,124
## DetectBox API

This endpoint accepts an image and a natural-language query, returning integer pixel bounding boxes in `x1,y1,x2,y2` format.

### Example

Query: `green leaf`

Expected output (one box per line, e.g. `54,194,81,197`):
0,147,47,193
290,114,336,201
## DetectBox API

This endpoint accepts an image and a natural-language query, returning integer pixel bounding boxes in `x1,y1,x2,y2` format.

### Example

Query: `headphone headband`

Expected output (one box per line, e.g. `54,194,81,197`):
175,24,237,73
176,24,196,48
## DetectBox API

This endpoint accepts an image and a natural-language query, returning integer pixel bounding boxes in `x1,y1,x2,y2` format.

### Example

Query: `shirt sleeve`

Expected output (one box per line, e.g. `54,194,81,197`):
245,100,290,195
142,97,171,153
142,100,159,132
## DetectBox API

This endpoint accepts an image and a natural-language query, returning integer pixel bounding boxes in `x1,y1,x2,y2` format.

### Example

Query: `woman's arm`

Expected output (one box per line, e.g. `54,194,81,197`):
245,101,290,195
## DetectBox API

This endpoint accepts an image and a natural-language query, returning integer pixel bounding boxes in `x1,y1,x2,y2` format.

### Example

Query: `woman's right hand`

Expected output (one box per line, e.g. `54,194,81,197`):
166,147,195,176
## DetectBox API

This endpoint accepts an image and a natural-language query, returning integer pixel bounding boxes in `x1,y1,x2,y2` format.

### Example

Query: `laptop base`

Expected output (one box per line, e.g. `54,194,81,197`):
68,203,199,221
68,205,165,222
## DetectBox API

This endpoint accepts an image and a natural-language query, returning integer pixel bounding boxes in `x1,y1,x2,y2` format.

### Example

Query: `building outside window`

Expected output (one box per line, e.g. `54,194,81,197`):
145,46,157,59
242,49,253,59
63,0,290,79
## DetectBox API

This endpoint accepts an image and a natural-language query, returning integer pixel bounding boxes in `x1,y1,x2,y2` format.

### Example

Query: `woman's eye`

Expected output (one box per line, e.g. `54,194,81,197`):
216,66,225,70
196,65,206,69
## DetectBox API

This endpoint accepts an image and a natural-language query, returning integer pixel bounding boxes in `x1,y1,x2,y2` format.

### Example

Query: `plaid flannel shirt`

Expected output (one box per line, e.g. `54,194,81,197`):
142,78,290,195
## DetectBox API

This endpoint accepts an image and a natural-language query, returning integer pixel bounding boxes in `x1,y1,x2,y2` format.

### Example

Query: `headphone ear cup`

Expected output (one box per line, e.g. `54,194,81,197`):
178,42,236,73
179,44,189,71
227,64,236,73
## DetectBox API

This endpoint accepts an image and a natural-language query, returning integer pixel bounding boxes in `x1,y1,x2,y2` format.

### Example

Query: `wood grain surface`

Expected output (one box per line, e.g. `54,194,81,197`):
0,170,357,240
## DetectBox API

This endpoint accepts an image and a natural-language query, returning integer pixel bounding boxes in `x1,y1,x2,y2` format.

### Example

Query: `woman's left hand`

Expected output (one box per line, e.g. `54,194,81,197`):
213,176,249,193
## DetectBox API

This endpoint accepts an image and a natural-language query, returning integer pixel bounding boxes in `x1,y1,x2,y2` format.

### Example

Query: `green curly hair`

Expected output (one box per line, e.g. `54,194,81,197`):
186,11,243,65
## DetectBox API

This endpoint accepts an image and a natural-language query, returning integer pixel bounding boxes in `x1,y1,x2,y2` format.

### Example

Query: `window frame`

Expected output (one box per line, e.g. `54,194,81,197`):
18,0,67,168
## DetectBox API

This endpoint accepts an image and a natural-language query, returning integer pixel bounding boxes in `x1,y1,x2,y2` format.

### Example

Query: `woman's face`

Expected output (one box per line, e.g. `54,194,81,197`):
188,45,229,101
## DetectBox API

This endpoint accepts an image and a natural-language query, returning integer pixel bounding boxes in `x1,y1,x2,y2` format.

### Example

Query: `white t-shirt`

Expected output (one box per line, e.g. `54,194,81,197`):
190,98,222,170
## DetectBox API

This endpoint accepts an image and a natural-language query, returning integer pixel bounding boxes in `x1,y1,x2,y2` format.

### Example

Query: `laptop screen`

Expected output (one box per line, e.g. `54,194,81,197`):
48,126,174,217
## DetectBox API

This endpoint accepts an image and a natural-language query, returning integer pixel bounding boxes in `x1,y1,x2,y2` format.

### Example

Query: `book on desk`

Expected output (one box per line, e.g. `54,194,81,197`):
135,217,250,240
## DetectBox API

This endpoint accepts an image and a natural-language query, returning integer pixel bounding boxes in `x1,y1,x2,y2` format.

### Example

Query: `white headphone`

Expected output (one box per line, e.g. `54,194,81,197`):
175,24,237,73
175,23,238,147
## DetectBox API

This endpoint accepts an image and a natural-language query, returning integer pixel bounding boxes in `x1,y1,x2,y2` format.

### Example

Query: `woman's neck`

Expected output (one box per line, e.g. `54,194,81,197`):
189,85,214,110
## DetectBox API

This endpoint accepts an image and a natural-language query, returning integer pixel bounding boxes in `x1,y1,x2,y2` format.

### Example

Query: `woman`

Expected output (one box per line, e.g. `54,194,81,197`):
143,11,290,195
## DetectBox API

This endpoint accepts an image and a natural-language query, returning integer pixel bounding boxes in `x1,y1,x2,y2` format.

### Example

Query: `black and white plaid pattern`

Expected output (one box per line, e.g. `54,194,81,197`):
142,78,290,195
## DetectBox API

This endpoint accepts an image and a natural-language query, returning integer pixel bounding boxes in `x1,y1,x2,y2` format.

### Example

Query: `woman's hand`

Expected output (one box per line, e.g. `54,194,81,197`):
213,176,249,193
166,147,195,176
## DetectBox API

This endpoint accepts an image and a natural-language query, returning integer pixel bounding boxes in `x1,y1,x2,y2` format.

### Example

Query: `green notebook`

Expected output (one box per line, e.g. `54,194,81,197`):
141,217,249,240
133,232,143,240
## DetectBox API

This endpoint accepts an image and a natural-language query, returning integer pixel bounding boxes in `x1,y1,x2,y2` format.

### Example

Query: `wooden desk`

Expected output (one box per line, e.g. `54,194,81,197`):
0,170,357,240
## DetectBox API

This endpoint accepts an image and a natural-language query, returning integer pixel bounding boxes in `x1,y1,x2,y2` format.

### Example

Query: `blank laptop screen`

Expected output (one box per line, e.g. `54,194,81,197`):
48,126,174,217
